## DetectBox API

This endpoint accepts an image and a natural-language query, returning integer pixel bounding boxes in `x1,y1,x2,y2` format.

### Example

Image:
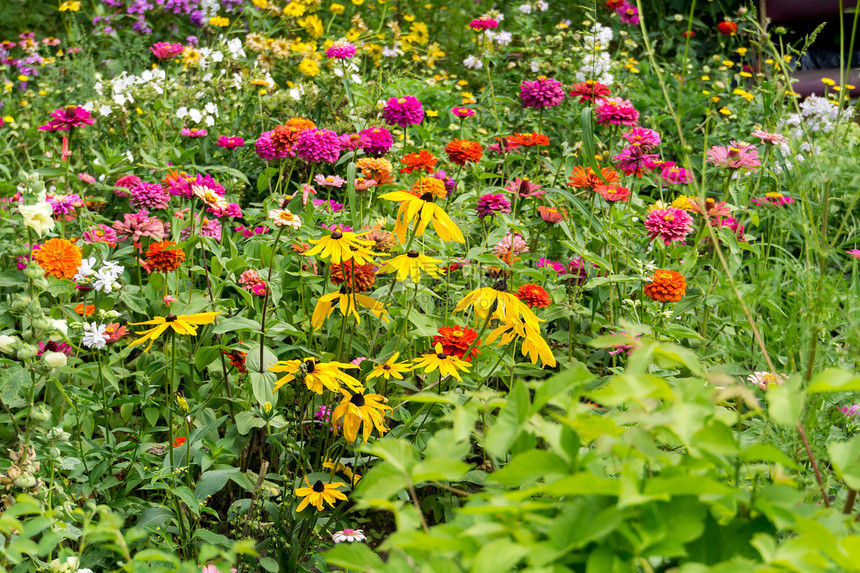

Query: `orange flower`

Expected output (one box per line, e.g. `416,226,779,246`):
410,177,446,199
644,270,686,303
75,303,95,316
567,166,621,191
271,117,317,154
330,260,377,292
145,241,186,273
506,132,549,147
444,139,483,166
515,284,552,308
400,150,437,174
33,238,82,279
356,157,394,185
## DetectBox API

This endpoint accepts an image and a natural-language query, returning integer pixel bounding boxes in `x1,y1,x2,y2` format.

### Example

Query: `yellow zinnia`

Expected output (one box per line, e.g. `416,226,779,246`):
128,312,220,352
268,357,363,394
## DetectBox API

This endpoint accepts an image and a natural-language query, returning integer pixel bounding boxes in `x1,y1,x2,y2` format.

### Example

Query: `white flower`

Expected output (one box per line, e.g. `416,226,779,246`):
382,46,400,57
74,257,98,283
204,102,217,114
81,323,109,350
529,60,541,73
176,106,188,119
188,108,203,123
537,0,548,10
519,4,532,14
125,151,134,162
0,335,18,353
288,87,303,101
226,38,245,59
268,209,302,229
43,351,68,368
51,319,68,337
81,101,94,112
92,268,120,294
102,260,124,275
204,115,215,127
19,202,55,237
334,67,344,77
98,104,112,117
211,50,224,63
332,529,366,543
496,31,513,46
350,73,362,84
463,55,483,70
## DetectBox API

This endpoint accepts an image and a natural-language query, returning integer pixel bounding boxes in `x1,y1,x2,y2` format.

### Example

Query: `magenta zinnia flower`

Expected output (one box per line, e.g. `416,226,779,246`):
113,210,168,244
621,127,660,150
39,105,95,131
255,130,289,161
476,193,511,218
150,42,184,59
594,97,639,126
617,3,640,25
130,182,170,210
520,77,566,109
750,192,795,207
47,193,83,215
338,132,368,151
114,175,142,198
431,170,457,196
468,18,498,32
613,146,658,176
569,80,611,102
325,39,357,59
504,177,545,198
216,136,245,149
360,126,394,156
846,249,860,260
83,224,119,245
566,257,588,285
660,163,692,184
294,129,341,164
538,257,566,275
644,208,694,245
382,96,425,128
181,127,207,138
706,142,760,170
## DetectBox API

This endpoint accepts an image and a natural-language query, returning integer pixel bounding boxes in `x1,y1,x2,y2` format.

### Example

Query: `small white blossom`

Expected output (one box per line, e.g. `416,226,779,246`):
519,4,532,14
81,323,109,350
463,55,483,70
74,257,98,283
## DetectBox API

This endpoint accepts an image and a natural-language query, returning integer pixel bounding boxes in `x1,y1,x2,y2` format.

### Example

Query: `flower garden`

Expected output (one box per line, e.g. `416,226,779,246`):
1,0,860,571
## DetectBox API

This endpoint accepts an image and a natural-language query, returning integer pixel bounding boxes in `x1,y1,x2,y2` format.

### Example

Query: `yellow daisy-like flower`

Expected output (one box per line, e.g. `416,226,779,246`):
376,250,443,282
670,195,696,212
208,16,229,27
299,57,320,77
331,390,392,444
128,312,221,352
311,287,389,329
454,280,542,330
366,352,412,381
303,230,380,265
295,476,347,511
485,321,557,368
412,343,471,381
269,357,363,394
58,1,81,11
379,191,465,244
322,459,362,486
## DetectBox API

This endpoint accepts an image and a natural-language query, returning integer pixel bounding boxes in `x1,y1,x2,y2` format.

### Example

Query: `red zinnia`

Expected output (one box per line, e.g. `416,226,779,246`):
222,349,248,373
569,80,611,103
173,437,186,448
717,21,738,35
595,184,631,202
432,325,481,362
444,139,484,166
515,284,552,308
506,132,549,147
145,241,186,273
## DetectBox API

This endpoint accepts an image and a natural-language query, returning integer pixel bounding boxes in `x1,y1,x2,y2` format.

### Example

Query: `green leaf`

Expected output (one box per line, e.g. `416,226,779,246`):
411,458,471,482
766,379,804,426
807,368,860,393
828,435,860,490
195,468,240,501
484,380,531,459
489,450,570,486
212,317,262,335
235,411,266,435
470,538,528,573
580,107,609,185
249,372,279,407
326,542,385,570
134,507,174,529
353,462,409,503
0,364,29,403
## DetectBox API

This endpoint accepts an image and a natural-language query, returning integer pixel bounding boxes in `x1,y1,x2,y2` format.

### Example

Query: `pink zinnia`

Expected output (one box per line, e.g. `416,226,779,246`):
569,80,611,103
78,173,96,184
617,2,640,25
216,136,245,149
39,105,95,131
493,232,529,258
150,42,184,59
338,132,368,151
294,129,341,164
504,177,544,198
255,130,288,161
47,193,82,215
452,107,475,118
594,184,631,202
613,146,658,176
325,40,357,59
520,77,566,109
83,224,118,245
360,126,394,156
468,18,498,32
750,192,795,207
608,331,641,355
538,206,565,224
594,97,639,126
660,163,692,184
113,209,168,245
644,208,694,245
130,182,170,210
847,249,860,260
382,96,424,128
476,193,511,218
114,175,142,198
538,257,566,275
566,257,588,285
181,127,207,138
239,269,267,295
314,174,346,187
706,142,760,170
621,127,660,150
751,129,786,146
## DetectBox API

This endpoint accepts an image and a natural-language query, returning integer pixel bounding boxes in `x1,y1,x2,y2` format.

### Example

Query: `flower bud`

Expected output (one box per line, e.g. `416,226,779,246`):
17,343,38,360
24,266,44,280
43,351,67,369
0,335,18,354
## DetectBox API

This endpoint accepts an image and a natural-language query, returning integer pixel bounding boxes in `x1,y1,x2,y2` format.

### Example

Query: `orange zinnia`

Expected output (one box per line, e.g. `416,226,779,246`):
75,303,96,316
644,270,686,303
145,241,186,273
272,117,317,154
356,157,395,185
567,165,621,191
506,132,549,147
444,139,483,166
410,177,446,199
33,238,82,280
400,150,438,174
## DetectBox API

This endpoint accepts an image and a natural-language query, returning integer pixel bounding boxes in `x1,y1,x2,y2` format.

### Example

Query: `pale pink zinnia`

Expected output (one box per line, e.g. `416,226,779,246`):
644,208,694,245
504,177,544,198
268,208,302,229
751,129,786,146
706,142,760,170
314,174,346,187
492,232,529,258
747,371,787,390
620,127,660,150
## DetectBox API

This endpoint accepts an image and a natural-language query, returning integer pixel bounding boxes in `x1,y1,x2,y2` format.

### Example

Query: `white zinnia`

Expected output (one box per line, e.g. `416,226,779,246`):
19,202,55,237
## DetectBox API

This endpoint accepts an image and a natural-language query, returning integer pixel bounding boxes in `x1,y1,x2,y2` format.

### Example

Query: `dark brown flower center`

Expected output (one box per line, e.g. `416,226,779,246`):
492,279,508,293
350,393,366,407
312,480,325,492
165,314,177,322
383,364,391,370
420,192,434,202
305,359,317,373
407,250,419,258
331,231,343,240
